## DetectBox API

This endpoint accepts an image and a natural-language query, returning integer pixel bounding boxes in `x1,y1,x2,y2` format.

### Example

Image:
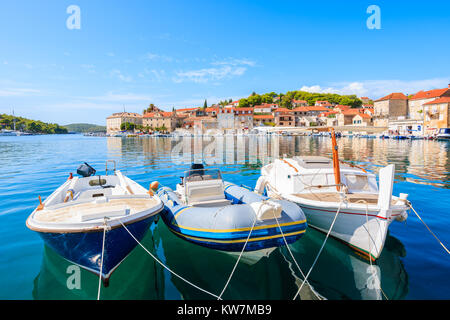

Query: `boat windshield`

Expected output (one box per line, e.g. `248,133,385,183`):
184,168,222,182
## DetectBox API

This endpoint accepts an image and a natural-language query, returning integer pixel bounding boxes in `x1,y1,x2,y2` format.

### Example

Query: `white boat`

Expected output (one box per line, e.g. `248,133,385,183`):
436,128,450,140
255,132,409,260
0,129,17,136
26,161,163,284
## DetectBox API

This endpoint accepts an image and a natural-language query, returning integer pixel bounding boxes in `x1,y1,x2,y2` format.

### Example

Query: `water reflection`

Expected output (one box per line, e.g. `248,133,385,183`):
32,224,166,300
106,136,450,189
284,228,408,300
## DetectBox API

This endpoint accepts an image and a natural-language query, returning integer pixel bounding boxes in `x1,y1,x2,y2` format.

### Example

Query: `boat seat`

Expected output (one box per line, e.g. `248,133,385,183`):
185,179,226,205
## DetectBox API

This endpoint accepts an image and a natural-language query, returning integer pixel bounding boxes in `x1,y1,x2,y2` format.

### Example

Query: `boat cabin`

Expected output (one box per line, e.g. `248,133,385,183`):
266,156,379,196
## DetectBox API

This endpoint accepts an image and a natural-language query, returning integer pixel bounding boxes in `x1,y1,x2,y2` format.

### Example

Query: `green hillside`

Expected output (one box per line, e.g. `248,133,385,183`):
63,123,106,133
0,114,68,134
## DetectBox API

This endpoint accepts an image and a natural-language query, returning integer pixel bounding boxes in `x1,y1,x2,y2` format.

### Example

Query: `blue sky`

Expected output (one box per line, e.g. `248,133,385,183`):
0,0,449,125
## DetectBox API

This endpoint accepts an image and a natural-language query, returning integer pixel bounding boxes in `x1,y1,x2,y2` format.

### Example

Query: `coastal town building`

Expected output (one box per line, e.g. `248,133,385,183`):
373,93,408,127
217,108,234,130
315,100,333,108
291,100,308,107
142,110,184,132
352,113,373,127
254,103,277,113
337,108,364,126
106,112,142,134
273,108,294,127
408,86,450,121
253,114,274,127
423,97,450,135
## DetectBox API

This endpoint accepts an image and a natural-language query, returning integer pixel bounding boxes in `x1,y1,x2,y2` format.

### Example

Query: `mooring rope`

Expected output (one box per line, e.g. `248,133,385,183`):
407,202,449,255
97,218,108,301
293,200,343,300
273,214,323,300
117,219,221,299
217,206,259,300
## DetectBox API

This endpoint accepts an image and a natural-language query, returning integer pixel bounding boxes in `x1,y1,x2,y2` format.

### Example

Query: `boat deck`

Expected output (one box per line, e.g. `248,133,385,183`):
34,198,159,223
292,192,385,204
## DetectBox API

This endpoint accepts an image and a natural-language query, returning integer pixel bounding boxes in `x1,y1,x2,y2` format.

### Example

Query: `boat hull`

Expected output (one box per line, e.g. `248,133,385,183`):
36,214,157,283
291,202,399,260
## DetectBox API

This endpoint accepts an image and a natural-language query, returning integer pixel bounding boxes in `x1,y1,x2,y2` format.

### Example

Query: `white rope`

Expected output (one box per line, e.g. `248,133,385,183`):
293,200,343,300
117,219,222,299
273,214,323,300
217,210,258,300
355,199,389,300
97,218,108,300
408,202,450,255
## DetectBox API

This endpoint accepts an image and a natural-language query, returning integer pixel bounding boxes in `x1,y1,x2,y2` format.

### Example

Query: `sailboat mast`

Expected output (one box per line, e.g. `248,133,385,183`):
330,128,341,191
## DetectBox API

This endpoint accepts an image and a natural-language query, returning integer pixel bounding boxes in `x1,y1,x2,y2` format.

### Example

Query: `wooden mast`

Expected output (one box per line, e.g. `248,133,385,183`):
330,128,341,191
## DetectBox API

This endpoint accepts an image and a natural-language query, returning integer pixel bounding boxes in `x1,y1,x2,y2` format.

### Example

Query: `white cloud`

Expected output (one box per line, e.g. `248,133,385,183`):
81,64,96,73
110,69,133,82
300,78,450,99
144,53,173,63
0,88,41,97
173,58,255,83
211,58,256,67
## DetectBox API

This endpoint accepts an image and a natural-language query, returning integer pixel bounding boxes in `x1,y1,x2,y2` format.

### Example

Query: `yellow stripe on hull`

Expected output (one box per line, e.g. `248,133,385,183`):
169,228,306,244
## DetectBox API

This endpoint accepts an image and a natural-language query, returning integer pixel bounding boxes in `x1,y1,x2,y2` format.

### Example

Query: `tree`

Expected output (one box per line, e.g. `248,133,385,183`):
203,99,207,109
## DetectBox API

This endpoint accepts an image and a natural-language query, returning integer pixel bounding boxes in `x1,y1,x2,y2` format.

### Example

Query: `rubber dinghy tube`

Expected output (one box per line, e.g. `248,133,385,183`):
157,182,307,252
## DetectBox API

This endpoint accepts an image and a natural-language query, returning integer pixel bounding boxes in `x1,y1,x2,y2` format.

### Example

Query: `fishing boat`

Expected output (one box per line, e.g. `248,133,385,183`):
156,164,307,263
255,130,409,260
26,161,163,285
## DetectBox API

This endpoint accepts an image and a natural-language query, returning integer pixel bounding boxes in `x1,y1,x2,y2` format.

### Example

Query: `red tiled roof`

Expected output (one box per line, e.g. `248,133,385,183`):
411,88,449,101
292,106,328,112
254,103,278,108
375,92,408,102
334,105,351,111
234,107,254,112
143,111,173,118
342,108,365,115
204,107,219,112
319,111,338,117
423,97,450,105
254,114,274,120
354,113,372,119
273,108,292,113
176,107,198,112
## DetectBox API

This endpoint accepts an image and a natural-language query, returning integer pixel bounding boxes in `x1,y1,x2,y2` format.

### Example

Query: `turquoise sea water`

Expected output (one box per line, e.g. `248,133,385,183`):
0,134,449,300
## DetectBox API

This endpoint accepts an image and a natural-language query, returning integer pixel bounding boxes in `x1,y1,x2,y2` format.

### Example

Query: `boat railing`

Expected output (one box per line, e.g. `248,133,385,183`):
105,160,116,175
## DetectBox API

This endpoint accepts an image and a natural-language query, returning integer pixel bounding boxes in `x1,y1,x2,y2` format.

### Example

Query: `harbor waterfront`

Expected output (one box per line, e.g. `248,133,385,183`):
0,134,449,300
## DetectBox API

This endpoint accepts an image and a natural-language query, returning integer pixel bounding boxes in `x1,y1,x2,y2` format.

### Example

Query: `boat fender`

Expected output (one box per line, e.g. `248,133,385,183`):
254,176,268,195
250,200,282,221
148,181,159,196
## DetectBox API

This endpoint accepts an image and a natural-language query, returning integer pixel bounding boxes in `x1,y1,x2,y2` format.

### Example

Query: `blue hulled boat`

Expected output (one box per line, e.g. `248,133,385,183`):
157,164,307,263
26,162,163,285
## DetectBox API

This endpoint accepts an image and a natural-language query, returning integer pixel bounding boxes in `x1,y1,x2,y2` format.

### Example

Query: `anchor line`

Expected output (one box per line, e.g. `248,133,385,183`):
273,213,323,300
117,219,221,299
293,200,343,300
97,217,109,301
407,202,450,255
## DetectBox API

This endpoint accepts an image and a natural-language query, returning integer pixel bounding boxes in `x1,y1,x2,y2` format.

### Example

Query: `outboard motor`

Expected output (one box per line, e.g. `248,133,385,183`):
77,162,96,177
190,163,205,176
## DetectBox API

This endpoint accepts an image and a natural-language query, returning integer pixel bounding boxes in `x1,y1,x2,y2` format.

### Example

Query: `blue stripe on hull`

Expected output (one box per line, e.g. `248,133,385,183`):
160,208,306,252
38,215,156,279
